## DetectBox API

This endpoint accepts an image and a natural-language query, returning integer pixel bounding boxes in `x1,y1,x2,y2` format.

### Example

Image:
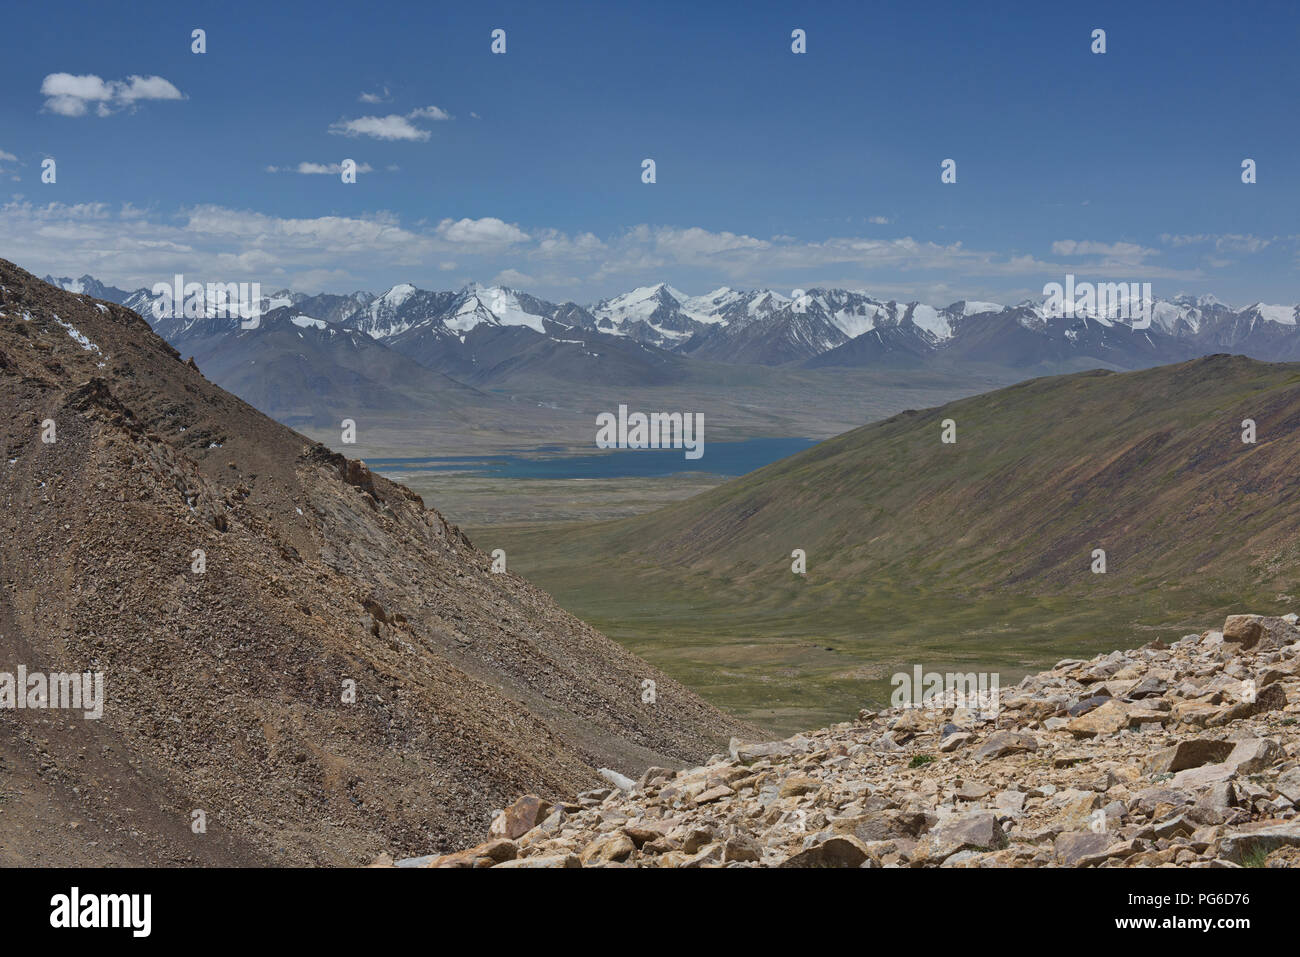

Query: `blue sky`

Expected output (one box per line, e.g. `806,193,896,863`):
2,0,1298,306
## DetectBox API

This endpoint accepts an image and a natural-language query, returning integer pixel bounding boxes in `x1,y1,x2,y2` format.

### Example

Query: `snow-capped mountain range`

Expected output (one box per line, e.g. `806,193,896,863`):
41,273,1300,379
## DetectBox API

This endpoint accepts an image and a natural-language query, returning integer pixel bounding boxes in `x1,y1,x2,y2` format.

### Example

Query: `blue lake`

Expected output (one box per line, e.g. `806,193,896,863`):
368,437,817,480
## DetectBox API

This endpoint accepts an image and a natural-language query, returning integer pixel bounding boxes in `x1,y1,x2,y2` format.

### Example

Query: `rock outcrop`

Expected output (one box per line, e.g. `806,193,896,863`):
415,615,1300,867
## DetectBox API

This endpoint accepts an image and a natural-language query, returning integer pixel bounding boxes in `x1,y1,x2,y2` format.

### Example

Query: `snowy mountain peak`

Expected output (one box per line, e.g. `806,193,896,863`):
42,274,133,304
951,300,1004,317
463,285,548,333
381,282,417,307
1243,303,1299,326
32,271,1300,375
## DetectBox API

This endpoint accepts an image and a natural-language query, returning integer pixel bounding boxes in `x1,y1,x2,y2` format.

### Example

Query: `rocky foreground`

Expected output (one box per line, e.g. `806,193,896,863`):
401,614,1300,868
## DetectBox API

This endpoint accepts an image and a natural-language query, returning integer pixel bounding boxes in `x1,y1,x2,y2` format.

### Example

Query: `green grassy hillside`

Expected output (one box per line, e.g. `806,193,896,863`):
488,355,1300,733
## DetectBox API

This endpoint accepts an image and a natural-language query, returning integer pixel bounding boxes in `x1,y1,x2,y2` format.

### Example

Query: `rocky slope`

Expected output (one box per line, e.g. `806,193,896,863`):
418,614,1300,867
0,261,757,866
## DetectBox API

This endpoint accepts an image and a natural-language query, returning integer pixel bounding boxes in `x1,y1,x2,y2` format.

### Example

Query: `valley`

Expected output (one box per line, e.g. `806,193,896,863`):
46,267,1300,738
25,269,1300,768
481,357,1300,733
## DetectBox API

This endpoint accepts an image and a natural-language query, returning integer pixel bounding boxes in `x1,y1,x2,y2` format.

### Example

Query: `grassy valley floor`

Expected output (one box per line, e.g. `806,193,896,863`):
452,523,1249,736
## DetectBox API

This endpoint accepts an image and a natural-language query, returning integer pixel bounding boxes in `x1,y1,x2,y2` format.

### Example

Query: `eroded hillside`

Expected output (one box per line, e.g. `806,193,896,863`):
0,261,757,865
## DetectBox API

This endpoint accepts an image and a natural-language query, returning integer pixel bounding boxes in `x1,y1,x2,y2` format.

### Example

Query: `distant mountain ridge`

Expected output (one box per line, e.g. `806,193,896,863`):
41,273,1300,381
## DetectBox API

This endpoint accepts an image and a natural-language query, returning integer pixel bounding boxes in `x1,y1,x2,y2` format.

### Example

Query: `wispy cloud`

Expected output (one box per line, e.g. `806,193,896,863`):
40,73,185,117
407,105,451,121
492,268,535,287
1049,239,1158,264
0,200,1231,303
265,161,375,175
358,86,390,104
329,114,428,141
329,105,453,141
1161,233,1271,254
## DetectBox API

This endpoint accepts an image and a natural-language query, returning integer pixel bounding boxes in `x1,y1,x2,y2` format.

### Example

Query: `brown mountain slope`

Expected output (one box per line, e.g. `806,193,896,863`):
0,261,756,866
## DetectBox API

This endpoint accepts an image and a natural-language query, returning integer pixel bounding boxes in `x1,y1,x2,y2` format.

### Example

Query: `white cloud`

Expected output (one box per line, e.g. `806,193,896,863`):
358,86,390,104
407,105,452,121
40,73,184,117
0,199,1216,303
0,199,442,288
1161,232,1270,255
577,225,1039,282
116,75,184,104
266,161,375,175
868,215,891,225
329,105,452,141
1050,239,1157,262
435,216,529,246
329,114,430,141
0,149,17,163
654,226,768,256
1161,233,1210,247
533,229,607,260
493,268,535,287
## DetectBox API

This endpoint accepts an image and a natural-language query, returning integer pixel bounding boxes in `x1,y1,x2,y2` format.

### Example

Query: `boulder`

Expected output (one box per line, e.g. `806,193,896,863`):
1144,739,1234,775
426,838,518,868
1207,683,1287,726
1054,831,1114,866
1066,699,1130,737
912,811,1005,864
778,775,821,798
779,835,871,868
1223,738,1283,775
694,785,734,804
493,853,581,868
1222,615,1265,649
1197,781,1238,812
1053,790,1100,831
730,737,797,763
1223,615,1300,652
722,834,763,863
1067,694,1112,717
1129,675,1169,699
1275,767,1300,803
994,790,1026,813
490,794,554,840
579,831,636,865
637,766,676,789
1170,763,1235,791
1219,822,1300,863
973,731,1038,761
